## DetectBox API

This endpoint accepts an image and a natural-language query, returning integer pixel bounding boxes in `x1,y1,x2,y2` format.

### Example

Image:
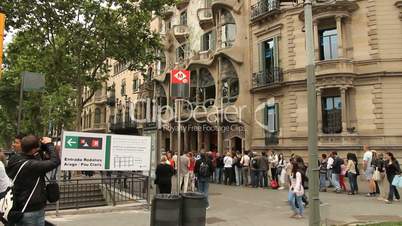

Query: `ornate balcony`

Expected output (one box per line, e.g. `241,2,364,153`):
197,8,214,30
265,132,279,145
94,95,107,104
250,0,281,22
110,121,138,134
82,123,107,132
176,0,190,10
173,25,189,43
251,68,284,90
161,6,174,20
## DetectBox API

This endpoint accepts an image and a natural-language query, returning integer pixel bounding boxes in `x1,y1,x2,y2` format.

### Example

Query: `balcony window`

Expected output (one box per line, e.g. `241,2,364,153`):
319,28,338,60
322,90,342,134
180,11,187,26
220,58,239,104
259,37,279,73
133,78,139,92
264,103,279,145
220,9,236,48
176,43,189,63
201,31,215,51
95,108,101,124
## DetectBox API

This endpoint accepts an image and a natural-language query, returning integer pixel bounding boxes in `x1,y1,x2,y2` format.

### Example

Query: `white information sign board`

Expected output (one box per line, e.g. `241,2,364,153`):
61,131,151,171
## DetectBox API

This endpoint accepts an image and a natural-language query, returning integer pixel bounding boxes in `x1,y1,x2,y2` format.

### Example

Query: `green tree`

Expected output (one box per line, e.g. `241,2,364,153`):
2,0,174,131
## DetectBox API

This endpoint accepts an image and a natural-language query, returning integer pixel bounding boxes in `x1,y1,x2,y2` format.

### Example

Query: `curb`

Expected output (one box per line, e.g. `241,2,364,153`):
46,202,149,217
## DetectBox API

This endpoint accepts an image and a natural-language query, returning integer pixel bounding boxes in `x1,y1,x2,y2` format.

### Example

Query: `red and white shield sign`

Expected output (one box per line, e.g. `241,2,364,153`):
171,70,190,84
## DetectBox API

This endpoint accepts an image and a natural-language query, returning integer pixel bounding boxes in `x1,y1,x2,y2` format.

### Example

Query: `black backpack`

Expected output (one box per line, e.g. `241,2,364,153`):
199,161,210,177
251,158,258,169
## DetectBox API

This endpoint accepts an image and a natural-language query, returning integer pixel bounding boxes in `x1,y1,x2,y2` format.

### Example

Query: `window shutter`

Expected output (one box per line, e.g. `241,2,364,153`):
263,104,268,131
258,42,264,72
201,34,205,51
274,103,279,132
268,107,275,133
211,30,216,50
273,36,279,68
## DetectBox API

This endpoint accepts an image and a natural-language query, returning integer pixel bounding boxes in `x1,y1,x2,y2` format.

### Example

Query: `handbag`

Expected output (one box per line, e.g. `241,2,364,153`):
372,167,381,181
392,175,402,188
45,170,60,203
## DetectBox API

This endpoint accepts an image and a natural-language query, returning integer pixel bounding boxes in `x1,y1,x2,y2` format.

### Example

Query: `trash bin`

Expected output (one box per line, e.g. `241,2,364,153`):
151,194,182,226
181,192,207,226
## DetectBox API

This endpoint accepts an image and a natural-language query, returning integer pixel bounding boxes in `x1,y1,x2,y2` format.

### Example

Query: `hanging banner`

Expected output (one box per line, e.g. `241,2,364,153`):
170,69,190,98
61,131,151,171
0,11,5,78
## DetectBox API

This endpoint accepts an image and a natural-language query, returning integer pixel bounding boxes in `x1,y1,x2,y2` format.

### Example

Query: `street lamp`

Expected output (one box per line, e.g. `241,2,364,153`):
303,0,320,226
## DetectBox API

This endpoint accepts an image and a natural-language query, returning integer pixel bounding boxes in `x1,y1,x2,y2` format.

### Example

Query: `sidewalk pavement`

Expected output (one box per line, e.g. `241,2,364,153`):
48,183,402,226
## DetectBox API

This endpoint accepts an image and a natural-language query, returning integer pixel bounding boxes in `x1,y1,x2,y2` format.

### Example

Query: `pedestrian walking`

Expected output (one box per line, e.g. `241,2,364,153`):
215,153,224,184
195,152,214,209
250,152,259,188
362,145,376,197
331,152,342,192
373,153,387,201
240,151,250,186
346,153,358,195
258,152,269,188
327,152,334,187
155,156,174,194
188,152,196,192
288,160,305,219
384,152,401,204
223,152,233,185
319,154,328,192
268,150,278,184
340,159,347,192
277,153,286,190
179,152,190,193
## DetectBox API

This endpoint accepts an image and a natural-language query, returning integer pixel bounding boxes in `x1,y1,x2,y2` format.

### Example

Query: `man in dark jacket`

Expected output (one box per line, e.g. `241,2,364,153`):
6,135,60,226
195,152,214,209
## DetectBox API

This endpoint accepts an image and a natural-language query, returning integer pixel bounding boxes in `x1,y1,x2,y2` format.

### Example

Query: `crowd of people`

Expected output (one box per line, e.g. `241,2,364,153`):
154,145,402,219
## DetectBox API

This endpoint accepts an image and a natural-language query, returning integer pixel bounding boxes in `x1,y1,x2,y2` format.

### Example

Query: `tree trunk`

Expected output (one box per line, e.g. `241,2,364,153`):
75,85,83,131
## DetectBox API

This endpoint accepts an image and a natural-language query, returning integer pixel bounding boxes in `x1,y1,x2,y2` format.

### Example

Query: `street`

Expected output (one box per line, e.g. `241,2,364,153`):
48,183,402,226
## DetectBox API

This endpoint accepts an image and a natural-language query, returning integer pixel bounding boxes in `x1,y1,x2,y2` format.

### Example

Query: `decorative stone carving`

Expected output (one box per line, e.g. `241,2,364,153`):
395,1,402,20
367,0,379,59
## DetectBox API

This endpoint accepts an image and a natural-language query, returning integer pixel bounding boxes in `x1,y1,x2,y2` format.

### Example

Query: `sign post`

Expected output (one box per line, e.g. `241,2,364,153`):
170,69,190,193
61,131,151,171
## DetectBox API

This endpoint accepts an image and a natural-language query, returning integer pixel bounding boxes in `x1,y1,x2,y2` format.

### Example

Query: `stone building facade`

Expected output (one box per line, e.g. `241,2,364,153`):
82,0,402,160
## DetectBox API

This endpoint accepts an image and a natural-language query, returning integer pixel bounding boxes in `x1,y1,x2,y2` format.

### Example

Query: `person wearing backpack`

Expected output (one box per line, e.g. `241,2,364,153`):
250,153,260,188
195,152,214,209
319,154,328,192
331,152,342,193
6,135,60,226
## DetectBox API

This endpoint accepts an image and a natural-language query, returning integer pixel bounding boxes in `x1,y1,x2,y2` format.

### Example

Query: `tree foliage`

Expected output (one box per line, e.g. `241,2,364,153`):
0,0,174,140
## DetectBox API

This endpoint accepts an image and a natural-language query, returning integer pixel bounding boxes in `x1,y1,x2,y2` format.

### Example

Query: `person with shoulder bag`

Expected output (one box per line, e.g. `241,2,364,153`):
6,135,60,226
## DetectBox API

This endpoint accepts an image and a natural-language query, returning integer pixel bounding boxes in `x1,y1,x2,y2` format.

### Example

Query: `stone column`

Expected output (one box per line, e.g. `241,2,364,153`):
313,21,320,61
183,125,189,153
340,87,347,133
196,68,201,105
317,88,322,133
169,127,173,152
197,130,202,153
146,98,151,123
336,16,344,58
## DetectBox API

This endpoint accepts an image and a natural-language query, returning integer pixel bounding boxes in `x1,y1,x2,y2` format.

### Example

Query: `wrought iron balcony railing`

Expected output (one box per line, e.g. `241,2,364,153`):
252,67,283,89
110,121,137,131
265,132,279,145
251,0,281,21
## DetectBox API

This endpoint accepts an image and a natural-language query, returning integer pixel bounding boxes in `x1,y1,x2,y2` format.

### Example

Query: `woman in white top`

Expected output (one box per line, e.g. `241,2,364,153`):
277,153,287,190
288,161,305,219
223,152,234,185
0,149,11,192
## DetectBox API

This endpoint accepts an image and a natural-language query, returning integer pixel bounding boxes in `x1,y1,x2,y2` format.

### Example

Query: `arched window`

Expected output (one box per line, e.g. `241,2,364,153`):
95,108,101,124
88,109,92,128
220,57,239,104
